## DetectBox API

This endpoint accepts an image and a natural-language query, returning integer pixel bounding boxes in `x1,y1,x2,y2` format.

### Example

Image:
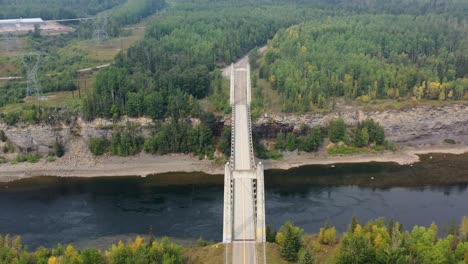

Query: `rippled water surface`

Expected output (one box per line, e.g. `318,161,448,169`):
0,153,467,249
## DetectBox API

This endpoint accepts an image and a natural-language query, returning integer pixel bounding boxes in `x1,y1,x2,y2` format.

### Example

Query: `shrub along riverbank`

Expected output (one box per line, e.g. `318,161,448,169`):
0,216,467,263
84,116,391,161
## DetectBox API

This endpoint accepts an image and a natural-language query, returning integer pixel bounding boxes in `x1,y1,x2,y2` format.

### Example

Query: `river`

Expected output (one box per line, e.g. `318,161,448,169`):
0,153,467,249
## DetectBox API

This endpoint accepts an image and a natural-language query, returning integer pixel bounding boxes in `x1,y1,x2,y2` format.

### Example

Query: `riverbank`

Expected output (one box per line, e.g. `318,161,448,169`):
261,144,468,170
1,143,467,182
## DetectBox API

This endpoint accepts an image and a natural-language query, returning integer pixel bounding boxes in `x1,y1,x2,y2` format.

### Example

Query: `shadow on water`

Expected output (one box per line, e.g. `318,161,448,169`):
0,153,467,249
267,153,468,190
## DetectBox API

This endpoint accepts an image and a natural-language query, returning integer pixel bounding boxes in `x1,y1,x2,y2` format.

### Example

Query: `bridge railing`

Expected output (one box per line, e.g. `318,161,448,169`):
230,105,236,169
246,105,256,169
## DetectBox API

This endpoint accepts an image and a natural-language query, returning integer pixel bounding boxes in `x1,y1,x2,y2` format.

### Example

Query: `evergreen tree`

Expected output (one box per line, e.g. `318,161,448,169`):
286,133,298,151
299,249,316,264
388,218,395,237
348,215,359,233
278,222,303,262
274,133,286,150
355,127,369,147
280,228,300,262
329,118,347,143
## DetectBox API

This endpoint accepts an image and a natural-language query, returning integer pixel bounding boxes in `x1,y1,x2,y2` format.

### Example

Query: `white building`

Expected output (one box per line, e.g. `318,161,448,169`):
0,18,45,26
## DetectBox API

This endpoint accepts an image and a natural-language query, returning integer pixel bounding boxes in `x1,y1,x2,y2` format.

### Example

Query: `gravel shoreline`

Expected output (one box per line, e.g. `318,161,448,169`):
1,144,467,182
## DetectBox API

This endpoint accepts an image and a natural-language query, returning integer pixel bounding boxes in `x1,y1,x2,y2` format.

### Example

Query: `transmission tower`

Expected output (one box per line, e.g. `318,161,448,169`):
22,53,42,97
93,15,110,42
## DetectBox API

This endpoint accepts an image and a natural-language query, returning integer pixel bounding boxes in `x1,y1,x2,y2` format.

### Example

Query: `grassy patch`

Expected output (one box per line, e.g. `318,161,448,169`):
24,91,80,109
0,76,95,113
58,28,145,67
327,145,370,155
184,244,225,264
267,149,284,160
303,234,340,264
259,243,291,264
14,153,42,163
184,240,340,264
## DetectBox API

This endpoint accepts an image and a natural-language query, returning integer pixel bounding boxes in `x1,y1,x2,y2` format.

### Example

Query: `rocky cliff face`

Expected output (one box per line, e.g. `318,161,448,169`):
0,117,151,155
254,104,468,145
1,104,467,155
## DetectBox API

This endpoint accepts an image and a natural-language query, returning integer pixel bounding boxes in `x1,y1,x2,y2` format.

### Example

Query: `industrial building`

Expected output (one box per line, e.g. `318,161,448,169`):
0,18,45,26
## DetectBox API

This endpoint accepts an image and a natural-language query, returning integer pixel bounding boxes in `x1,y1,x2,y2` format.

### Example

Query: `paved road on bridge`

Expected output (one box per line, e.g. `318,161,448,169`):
231,56,257,264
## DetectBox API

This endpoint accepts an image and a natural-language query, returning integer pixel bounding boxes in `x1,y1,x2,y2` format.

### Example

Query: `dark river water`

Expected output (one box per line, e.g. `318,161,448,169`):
0,153,467,249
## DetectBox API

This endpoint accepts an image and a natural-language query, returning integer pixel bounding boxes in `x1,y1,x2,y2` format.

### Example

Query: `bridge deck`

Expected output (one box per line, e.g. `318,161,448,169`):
234,104,251,170
231,56,257,264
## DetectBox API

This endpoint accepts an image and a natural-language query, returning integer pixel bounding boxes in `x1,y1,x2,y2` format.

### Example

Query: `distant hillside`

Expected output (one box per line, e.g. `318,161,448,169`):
0,0,126,20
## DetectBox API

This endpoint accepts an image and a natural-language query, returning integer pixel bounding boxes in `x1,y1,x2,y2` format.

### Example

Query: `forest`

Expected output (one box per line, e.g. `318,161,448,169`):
0,0,126,20
82,0,336,120
261,14,468,112
0,216,466,263
82,0,468,137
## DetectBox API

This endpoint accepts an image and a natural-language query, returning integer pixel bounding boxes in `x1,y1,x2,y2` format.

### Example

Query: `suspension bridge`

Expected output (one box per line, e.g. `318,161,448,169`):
223,57,266,264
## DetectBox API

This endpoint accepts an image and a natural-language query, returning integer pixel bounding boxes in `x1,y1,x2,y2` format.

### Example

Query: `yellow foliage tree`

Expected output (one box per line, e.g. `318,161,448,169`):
12,236,22,251
358,95,371,103
318,227,337,245
4,234,10,248
427,82,442,99
413,82,426,100
48,256,58,264
151,241,159,250
129,236,145,252
65,245,77,257
354,224,363,235
64,244,82,264
429,222,438,237
269,75,277,84
461,216,468,241
287,26,300,38
374,233,384,248
447,89,454,99
275,232,285,245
